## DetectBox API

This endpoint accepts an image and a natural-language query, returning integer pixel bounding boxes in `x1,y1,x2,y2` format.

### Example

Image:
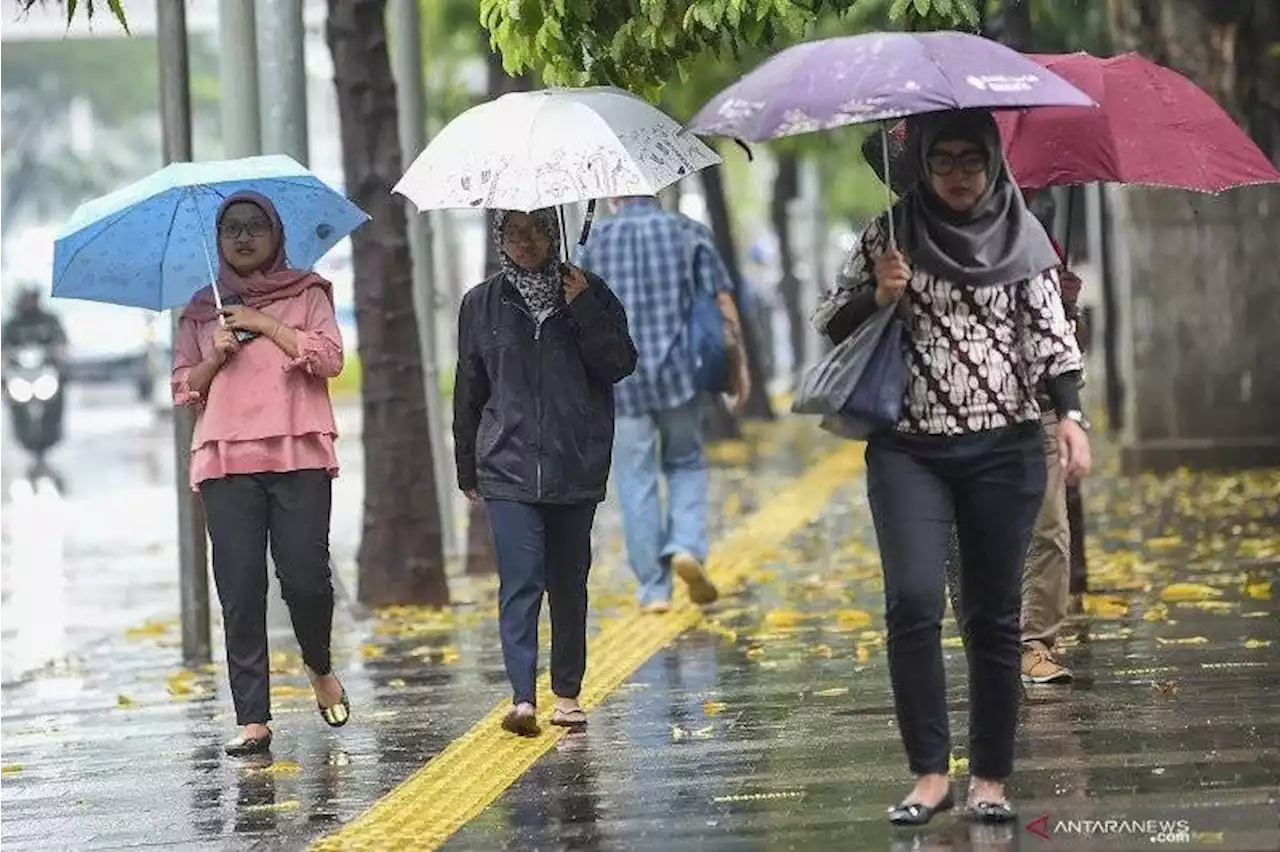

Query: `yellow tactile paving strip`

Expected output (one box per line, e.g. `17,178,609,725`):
310,441,866,852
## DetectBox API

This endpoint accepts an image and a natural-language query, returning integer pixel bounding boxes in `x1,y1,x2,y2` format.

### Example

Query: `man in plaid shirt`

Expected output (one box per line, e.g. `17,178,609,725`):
576,195,750,611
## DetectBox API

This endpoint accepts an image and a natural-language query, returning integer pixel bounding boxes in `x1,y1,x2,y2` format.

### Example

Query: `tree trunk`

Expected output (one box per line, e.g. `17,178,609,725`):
1106,0,1280,471
466,48,534,577
700,163,775,424
770,151,805,383
326,0,448,606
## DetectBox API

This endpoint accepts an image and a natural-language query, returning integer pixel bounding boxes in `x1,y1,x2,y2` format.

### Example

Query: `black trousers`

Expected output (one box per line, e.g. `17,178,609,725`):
486,499,596,706
201,469,335,725
866,422,1046,780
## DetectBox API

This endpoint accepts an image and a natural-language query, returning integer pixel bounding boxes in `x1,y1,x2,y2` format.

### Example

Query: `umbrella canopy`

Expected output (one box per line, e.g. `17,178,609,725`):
994,52,1280,192
686,30,1094,143
53,155,368,312
394,86,721,213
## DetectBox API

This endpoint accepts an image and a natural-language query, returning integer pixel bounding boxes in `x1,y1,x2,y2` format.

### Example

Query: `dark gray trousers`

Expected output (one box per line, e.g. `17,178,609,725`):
201,469,335,725
866,422,1046,780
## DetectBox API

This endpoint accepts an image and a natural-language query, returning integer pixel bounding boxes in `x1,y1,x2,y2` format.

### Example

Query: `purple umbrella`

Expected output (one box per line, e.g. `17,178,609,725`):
687,31,1095,142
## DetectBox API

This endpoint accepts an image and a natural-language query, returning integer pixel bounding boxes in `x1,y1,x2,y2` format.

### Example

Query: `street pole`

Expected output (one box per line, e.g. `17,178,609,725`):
256,0,309,164
158,0,211,667
219,0,262,157
389,0,457,557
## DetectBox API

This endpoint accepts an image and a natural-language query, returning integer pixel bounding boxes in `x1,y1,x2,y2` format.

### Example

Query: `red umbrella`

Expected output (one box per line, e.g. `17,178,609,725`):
996,52,1280,192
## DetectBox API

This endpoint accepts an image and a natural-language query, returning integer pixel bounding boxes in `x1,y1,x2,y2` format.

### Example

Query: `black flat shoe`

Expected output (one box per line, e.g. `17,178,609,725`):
887,789,955,826
318,690,351,728
224,730,273,757
968,800,1017,824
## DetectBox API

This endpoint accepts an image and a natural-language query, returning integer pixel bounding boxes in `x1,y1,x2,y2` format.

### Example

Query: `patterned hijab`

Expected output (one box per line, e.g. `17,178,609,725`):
492,208,564,321
901,110,1060,288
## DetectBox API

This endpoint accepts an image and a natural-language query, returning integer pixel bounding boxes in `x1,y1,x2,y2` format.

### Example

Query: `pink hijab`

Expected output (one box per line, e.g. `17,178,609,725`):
181,190,330,322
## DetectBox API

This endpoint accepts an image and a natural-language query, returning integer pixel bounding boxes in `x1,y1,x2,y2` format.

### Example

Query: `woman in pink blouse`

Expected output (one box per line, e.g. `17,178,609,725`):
172,190,350,756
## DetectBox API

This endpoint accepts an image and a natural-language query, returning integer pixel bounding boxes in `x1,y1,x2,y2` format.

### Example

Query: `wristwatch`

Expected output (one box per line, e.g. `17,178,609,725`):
1062,409,1091,431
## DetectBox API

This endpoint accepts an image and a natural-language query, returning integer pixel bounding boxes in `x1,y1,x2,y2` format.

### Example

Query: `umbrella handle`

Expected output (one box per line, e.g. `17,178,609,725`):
881,122,896,249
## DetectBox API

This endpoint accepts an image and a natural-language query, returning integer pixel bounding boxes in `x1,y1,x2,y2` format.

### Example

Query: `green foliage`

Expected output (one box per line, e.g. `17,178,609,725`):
481,0,981,101
15,0,130,33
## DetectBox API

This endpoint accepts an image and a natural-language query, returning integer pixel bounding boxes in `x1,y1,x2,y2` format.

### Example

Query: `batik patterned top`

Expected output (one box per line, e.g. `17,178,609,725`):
812,216,1083,436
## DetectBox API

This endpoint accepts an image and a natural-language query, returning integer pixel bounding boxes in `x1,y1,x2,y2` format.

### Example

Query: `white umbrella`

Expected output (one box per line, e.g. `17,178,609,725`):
393,86,722,214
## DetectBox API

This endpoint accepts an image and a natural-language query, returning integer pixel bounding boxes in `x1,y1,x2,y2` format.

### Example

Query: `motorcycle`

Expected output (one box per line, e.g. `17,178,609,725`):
4,344,65,462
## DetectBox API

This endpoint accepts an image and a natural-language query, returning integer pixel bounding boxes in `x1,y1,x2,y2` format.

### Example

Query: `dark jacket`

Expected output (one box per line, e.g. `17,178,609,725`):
453,271,638,505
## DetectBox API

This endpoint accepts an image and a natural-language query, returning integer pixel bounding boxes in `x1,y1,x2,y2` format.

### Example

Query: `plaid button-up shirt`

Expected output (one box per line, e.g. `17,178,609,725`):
575,199,732,417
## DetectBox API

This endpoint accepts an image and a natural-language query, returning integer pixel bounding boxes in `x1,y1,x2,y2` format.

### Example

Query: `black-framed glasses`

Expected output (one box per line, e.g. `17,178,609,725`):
219,219,272,240
502,225,551,246
925,152,988,177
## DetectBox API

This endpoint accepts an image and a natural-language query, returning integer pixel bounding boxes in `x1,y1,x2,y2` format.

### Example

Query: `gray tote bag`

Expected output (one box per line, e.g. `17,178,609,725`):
792,303,900,440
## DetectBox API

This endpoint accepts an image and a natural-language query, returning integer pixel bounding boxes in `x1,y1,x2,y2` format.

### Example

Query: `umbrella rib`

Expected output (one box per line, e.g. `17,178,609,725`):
157,189,189,307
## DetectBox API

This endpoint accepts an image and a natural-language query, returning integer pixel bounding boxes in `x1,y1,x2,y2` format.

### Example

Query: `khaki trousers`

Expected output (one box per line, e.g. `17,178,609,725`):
1021,415,1070,650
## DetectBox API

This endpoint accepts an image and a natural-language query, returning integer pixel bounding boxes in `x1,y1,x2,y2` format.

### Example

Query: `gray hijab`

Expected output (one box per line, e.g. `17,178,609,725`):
900,110,1059,288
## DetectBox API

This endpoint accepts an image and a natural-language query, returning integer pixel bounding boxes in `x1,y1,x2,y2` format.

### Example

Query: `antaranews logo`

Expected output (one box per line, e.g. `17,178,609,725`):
1026,814,1195,844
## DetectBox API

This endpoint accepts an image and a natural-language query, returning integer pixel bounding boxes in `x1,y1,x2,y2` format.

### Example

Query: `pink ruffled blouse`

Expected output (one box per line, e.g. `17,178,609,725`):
171,287,344,491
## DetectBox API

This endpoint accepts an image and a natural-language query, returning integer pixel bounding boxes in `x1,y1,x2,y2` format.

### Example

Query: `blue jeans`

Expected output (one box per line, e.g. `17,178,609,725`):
612,399,709,605
485,500,597,706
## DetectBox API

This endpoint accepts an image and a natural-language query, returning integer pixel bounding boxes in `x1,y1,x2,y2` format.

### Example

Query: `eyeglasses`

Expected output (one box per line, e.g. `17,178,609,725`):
502,226,551,245
926,152,988,177
219,219,272,240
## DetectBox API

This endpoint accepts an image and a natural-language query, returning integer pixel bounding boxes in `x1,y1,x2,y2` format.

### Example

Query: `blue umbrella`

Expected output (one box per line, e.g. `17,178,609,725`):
52,154,369,311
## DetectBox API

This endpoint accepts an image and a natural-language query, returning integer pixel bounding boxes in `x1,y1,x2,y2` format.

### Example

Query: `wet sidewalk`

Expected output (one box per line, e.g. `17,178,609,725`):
3,419,1278,851
440,453,1280,852
0,416,836,851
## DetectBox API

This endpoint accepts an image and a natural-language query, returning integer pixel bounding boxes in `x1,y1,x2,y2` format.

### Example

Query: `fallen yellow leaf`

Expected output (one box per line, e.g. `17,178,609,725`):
745,646,765,658
763,609,806,629
248,759,301,775
855,646,871,664
1,764,23,775
1244,639,1271,649
124,619,175,641
242,799,300,813
360,643,385,659
387,678,406,688
835,609,874,631
116,694,136,708
703,701,728,716
1155,636,1209,646
1160,583,1222,603
814,687,849,697
1242,579,1272,600
949,754,970,774
941,636,965,649
1082,594,1130,619
1142,603,1169,622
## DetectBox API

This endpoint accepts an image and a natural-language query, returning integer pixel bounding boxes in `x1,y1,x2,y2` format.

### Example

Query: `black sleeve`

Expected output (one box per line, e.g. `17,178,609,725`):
452,292,490,492
566,274,638,385
1046,371,1083,416
825,287,881,344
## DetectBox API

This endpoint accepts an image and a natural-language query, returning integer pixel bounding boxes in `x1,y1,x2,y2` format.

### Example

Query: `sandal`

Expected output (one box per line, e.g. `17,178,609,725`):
550,707,588,729
224,729,273,757
501,707,540,738
318,688,351,728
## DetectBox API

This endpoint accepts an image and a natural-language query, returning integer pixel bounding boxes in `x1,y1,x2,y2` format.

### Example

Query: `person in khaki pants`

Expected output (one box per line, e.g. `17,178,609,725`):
1021,255,1085,684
